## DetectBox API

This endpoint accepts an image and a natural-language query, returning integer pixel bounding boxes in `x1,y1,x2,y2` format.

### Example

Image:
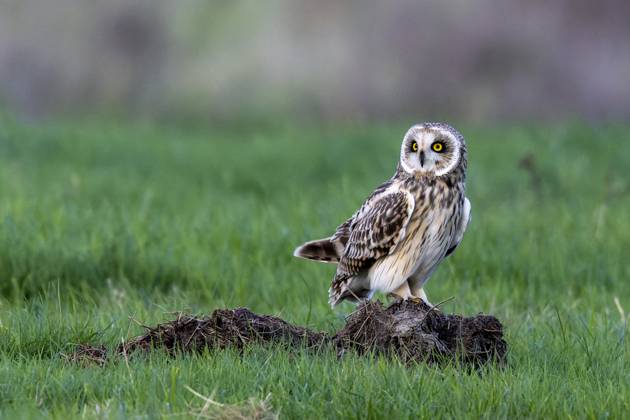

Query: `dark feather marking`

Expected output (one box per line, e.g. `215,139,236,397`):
445,243,458,257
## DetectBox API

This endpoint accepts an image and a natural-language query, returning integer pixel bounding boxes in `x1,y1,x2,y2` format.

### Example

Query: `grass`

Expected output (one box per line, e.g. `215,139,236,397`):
0,115,629,418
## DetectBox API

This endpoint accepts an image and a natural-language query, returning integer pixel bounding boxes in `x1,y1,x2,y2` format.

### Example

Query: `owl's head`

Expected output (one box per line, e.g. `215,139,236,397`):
399,123,467,177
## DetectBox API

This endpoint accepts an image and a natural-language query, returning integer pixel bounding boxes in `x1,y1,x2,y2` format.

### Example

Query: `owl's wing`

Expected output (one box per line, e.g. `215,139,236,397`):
445,196,471,257
292,181,396,264
329,190,415,305
330,217,353,248
330,179,395,246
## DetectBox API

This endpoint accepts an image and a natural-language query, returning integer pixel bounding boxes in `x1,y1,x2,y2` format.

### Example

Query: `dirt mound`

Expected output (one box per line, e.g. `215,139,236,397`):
336,300,506,366
69,300,507,367
119,308,328,355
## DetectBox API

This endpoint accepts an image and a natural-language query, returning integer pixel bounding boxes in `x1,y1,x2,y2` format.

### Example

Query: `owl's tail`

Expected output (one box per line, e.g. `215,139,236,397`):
293,237,342,263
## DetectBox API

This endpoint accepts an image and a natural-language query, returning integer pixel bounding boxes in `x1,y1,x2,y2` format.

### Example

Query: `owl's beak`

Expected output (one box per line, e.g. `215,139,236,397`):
419,151,425,167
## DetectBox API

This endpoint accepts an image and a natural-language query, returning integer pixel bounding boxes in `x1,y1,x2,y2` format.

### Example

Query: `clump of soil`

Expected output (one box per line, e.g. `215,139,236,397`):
335,300,506,366
68,300,507,367
119,308,328,355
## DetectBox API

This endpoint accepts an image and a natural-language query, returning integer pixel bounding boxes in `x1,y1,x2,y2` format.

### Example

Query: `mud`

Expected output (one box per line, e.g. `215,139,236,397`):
68,300,507,367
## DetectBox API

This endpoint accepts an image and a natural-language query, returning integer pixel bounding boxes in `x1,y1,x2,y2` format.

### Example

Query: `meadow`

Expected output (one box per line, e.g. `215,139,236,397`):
0,116,628,418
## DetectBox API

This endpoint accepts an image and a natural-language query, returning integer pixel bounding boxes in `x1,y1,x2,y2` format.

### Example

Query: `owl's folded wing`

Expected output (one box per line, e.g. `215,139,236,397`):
329,190,415,305
445,196,471,257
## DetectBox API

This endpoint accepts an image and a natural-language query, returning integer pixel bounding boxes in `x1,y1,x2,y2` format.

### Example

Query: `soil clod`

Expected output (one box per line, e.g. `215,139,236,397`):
119,308,329,355
335,300,507,366
68,300,507,367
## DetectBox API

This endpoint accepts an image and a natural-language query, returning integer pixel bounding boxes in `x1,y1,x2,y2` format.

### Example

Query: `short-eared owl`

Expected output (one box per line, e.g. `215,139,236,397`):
294,123,471,307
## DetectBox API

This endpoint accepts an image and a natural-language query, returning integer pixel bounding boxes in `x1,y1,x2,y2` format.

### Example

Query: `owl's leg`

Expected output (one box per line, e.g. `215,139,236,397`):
408,271,434,306
388,281,413,301
410,287,432,306
408,278,432,306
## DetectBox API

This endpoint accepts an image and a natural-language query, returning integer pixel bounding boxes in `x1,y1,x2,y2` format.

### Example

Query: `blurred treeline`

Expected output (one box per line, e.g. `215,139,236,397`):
1,0,629,122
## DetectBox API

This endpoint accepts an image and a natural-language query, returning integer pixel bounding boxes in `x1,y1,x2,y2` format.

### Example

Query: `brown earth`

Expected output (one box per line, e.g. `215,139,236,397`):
68,300,507,367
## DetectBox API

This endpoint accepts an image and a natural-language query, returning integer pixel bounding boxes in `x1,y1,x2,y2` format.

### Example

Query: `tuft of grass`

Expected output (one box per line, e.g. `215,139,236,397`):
186,387,278,420
0,116,629,418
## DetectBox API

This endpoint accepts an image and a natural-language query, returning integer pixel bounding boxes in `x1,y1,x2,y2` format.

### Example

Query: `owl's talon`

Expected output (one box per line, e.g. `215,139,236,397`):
387,293,404,303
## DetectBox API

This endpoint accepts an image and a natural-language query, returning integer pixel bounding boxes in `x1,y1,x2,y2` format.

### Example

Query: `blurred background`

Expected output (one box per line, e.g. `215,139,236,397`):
1,0,629,123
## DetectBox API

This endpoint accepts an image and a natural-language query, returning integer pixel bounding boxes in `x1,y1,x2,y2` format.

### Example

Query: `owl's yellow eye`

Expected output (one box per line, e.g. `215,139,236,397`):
411,141,418,152
431,142,444,153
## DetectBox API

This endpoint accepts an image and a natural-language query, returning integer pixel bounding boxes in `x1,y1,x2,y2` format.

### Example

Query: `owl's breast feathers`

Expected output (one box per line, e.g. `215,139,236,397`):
329,175,465,306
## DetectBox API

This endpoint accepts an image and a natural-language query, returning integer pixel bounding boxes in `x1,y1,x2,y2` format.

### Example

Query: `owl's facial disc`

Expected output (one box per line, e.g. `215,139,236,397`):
400,124,461,176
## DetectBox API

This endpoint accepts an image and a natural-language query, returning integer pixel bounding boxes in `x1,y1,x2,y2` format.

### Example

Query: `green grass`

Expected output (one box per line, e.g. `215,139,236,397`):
0,116,629,418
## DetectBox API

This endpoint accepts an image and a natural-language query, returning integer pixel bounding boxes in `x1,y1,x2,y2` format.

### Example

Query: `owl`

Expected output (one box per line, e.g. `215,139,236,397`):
294,122,471,307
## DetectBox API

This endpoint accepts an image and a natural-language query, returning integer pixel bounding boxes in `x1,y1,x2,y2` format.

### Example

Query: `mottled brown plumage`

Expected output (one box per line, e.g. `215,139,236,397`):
294,123,471,307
